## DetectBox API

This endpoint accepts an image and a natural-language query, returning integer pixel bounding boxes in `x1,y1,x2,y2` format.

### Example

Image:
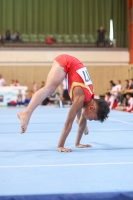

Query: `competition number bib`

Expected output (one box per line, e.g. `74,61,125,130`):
76,67,92,85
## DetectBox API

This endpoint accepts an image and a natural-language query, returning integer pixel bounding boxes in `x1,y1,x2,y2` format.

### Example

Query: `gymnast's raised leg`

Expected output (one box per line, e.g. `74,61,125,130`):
17,60,66,133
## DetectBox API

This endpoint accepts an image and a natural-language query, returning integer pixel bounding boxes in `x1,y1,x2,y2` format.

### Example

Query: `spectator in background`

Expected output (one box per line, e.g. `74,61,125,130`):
40,81,45,89
118,80,130,105
16,90,23,106
105,92,118,110
122,93,133,112
31,81,38,96
4,30,11,41
23,90,31,106
14,80,20,86
129,78,133,89
107,80,123,106
110,80,123,101
97,26,106,47
57,78,68,99
108,80,116,91
125,79,130,90
0,34,4,46
114,80,124,102
115,80,123,92
12,31,21,42
0,74,6,86
57,82,64,98
62,78,70,100
10,79,15,86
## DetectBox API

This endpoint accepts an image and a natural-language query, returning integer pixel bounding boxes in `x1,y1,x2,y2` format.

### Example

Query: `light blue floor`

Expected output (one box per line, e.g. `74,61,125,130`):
0,107,133,196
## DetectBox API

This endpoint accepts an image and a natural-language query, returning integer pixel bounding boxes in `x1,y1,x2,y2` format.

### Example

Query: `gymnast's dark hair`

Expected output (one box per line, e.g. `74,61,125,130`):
95,99,110,122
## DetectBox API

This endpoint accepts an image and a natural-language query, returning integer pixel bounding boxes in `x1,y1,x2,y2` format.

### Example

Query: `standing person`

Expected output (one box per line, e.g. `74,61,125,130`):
0,34,4,46
23,90,31,106
4,30,11,41
0,74,6,86
16,90,23,106
97,26,106,47
17,54,110,152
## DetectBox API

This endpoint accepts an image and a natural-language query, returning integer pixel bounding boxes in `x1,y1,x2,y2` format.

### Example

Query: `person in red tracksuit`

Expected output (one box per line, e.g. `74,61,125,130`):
18,54,109,152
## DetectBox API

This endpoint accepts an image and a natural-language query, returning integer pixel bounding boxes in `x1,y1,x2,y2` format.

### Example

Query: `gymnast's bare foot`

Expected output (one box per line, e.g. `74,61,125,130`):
17,111,31,134
76,144,92,148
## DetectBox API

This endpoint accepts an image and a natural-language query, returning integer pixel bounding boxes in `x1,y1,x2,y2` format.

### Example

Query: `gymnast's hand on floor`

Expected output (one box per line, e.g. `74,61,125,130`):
58,147,72,152
76,144,92,148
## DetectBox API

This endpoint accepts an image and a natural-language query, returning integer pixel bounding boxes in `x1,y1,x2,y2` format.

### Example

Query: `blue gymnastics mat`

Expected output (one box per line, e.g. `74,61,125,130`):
0,106,133,200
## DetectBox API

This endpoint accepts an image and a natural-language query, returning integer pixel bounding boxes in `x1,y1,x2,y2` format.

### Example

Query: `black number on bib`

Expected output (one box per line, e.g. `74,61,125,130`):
82,70,90,82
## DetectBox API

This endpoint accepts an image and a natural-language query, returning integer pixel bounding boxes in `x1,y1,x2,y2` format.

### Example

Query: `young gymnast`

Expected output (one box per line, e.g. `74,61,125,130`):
105,92,118,110
17,54,110,152
122,93,133,112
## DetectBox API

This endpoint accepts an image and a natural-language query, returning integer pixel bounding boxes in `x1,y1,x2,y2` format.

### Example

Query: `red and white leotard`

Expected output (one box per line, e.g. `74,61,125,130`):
105,95,117,110
55,54,94,104
123,97,133,112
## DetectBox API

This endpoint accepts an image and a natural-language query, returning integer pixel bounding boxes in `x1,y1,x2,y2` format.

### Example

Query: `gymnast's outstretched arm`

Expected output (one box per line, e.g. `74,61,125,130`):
57,87,85,152
75,117,92,148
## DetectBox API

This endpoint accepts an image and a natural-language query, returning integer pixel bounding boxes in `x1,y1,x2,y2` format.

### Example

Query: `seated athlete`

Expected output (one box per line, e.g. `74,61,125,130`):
105,92,118,110
17,54,110,152
123,93,133,112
